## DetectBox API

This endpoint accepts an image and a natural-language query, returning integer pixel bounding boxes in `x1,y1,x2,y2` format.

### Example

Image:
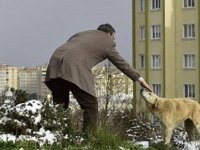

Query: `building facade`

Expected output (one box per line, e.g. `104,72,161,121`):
132,0,199,112
18,67,39,95
0,64,18,94
0,64,51,99
37,64,51,99
0,63,132,100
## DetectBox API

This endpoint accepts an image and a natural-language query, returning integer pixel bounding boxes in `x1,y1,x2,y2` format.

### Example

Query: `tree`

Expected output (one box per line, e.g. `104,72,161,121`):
0,86,10,100
93,61,132,127
14,89,30,105
29,93,38,99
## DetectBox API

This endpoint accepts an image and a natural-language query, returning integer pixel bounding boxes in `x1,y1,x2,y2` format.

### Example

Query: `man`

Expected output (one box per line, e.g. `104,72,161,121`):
45,23,151,134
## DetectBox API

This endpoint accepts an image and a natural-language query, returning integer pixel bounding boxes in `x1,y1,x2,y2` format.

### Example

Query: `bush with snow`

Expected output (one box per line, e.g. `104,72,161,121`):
125,118,200,150
125,118,163,143
0,99,75,146
0,97,200,149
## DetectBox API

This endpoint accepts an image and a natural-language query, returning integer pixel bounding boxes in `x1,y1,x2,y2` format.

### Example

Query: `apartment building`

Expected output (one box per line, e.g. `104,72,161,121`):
0,64,18,94
18,67,39,95
17,65,52,98
132,0,199,107
0,62,133,100
37,64,51,99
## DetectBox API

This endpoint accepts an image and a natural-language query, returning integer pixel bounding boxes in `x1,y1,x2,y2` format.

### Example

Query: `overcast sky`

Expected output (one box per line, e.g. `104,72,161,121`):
0,0,132,67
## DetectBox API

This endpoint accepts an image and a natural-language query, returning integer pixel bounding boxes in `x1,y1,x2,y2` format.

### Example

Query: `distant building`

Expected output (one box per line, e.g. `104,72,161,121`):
37,64,51,99
93,63,133,98
0,64,18,94
0,62,133,100
18,67,38,95
0,64,51,99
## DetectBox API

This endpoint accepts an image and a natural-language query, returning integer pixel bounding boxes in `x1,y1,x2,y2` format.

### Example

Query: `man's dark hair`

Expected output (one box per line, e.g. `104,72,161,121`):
97,23,115,34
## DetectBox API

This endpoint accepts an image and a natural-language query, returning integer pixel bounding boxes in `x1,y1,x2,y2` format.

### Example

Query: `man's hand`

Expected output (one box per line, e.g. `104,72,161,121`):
138,77,152,92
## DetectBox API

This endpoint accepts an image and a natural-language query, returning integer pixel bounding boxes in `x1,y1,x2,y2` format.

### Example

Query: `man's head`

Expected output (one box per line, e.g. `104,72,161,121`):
97,23,115,40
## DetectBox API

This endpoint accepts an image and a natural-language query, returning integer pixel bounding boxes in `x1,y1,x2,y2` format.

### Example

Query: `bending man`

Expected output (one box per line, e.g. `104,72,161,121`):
45,23,151,134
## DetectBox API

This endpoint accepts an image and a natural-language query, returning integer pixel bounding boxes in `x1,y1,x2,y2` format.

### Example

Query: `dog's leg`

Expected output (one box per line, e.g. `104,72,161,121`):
184,119,195,141
164,127,173,144
192,119,200,137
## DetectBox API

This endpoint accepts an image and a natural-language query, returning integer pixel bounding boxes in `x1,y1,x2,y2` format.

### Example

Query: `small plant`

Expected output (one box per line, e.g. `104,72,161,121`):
88,127,141,150
0,99,76,146
0,141,16,150
125,118,163,143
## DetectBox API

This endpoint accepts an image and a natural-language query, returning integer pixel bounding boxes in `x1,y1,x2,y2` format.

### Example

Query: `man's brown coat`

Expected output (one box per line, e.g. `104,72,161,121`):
45,30,140,97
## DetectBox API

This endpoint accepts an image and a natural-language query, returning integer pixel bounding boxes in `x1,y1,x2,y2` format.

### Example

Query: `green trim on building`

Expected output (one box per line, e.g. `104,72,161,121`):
198,0,200,101
145,0,149,83
132,0,137,116
163,0,166,97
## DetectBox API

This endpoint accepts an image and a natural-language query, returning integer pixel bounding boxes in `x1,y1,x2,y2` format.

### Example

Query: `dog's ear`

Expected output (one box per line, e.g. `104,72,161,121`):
152,98,159,110
155,98,158,107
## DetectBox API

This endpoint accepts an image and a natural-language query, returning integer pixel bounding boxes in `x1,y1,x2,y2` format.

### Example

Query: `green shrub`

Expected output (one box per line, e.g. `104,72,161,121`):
0,141,16,150
88,128,142,150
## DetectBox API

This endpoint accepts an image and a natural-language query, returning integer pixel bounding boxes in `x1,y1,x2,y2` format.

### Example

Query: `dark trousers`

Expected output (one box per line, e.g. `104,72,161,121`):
47,78,98,134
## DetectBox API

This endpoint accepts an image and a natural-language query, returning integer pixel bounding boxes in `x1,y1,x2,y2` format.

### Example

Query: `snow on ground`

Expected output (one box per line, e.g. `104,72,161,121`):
0,99,200,149
0,99,59,146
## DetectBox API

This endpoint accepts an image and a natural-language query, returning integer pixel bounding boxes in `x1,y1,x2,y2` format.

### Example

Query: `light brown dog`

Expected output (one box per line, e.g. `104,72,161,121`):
140,89,200,144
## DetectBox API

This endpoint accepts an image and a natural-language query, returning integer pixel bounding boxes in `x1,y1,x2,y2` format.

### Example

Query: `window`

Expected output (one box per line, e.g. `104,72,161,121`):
184,54,195,68
140,26,145,40
140,54,145,68
151,25,161,39
140,0,145,11
152,84,161,96
184,84,195,98
151,54,161,69
183,0,195,8
183,24,195,38
152,0,161,10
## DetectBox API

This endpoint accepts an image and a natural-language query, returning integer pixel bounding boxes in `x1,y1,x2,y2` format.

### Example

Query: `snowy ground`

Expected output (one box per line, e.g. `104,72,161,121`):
0,99,60,146
0,99,200,149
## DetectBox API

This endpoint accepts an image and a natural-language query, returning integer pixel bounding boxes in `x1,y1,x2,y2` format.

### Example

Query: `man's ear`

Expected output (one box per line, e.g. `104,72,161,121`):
107,32,112,37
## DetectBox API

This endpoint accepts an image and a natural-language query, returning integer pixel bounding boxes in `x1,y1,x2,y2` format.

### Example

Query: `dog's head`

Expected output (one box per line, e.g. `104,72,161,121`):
140,89,159,109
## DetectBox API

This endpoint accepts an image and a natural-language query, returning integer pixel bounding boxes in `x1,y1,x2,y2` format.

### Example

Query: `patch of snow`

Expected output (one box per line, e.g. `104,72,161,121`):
5,91,13,97
0,134,16,142
13,100,43,116
135,141,149,149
